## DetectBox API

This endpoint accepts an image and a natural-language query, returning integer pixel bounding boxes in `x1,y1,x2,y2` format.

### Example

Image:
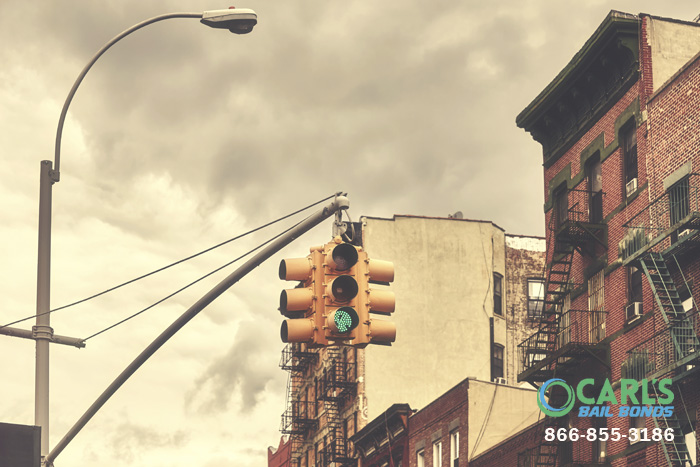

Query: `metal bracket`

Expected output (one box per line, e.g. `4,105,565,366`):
32,325,55,341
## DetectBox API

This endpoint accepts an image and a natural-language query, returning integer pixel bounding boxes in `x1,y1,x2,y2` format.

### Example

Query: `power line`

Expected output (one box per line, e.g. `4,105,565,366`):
80,213,310,343
1,193,338,330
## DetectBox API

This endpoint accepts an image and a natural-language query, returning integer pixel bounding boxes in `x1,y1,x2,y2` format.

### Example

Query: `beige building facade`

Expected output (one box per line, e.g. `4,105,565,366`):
276,214,544,467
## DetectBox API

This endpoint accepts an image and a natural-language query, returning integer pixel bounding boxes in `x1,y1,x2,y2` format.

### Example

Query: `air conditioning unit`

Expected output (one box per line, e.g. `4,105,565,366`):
626,302,643,322
625,178,638,197
493,377,507,385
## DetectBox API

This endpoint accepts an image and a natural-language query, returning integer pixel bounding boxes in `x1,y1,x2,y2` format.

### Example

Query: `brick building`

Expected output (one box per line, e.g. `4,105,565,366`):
269,436,292,467
351,403,412,467
273,216,545,466
479,9,700,467
351,378,540,467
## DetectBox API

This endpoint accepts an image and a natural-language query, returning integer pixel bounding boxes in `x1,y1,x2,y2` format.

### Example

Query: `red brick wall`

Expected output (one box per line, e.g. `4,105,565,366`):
648,53,700,202
268,436,291,467
407,379,469,467
469,420,542,467
505,239,545,381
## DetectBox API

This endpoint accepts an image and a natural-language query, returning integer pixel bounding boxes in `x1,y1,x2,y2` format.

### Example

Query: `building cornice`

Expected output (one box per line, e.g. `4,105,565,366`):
516,10,640,168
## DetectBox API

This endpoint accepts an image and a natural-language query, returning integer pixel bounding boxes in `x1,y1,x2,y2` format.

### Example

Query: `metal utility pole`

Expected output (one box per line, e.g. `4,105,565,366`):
35,160,53,457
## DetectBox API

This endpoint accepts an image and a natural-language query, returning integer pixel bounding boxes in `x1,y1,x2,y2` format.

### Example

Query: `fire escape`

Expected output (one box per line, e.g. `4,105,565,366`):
621,174,700,467
317,346,357,467
518,187,608,467
280,343,319,466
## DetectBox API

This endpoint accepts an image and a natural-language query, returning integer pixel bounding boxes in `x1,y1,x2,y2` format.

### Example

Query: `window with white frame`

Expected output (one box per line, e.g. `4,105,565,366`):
629,416,645,444
433,441,443,467
450,431,459,467
416,449,425,467
588,270,605,343
527,278,545,318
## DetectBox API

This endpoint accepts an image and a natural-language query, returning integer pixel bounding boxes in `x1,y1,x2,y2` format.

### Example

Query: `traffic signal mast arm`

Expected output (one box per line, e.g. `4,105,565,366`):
45,194,349,466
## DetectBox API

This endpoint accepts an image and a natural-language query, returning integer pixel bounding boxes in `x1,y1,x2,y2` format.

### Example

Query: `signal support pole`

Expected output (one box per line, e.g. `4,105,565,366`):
36,160,53,458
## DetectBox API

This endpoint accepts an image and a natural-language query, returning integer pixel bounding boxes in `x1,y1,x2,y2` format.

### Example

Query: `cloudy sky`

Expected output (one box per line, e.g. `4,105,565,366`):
2,1,700,466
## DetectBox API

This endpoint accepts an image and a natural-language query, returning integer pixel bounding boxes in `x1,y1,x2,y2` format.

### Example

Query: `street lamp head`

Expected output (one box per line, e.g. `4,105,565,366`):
201,7,257,34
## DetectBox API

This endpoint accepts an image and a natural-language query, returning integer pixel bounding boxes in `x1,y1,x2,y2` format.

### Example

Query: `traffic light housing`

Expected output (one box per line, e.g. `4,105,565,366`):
279,247,327,347
354,248,396,347
279,237,396,347
323,241,362,342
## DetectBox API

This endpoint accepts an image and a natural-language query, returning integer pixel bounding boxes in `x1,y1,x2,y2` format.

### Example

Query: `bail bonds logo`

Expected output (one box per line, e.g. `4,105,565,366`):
536,378,675,418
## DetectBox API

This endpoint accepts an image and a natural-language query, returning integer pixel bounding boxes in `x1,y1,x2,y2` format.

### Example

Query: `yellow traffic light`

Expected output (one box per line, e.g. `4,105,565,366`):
279,238,396,348
355,252,396,346
323,239,362,342
279,247,328,347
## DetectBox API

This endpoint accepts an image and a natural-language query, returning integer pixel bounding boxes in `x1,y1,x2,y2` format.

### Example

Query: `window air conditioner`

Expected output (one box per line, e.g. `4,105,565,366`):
493,377,507,385
625,178,638,197
626,302,642,322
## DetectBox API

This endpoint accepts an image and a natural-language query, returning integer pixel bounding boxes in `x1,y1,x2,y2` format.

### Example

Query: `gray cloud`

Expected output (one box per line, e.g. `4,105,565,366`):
109,421,189,464
185,319,282,414
5,2,700,466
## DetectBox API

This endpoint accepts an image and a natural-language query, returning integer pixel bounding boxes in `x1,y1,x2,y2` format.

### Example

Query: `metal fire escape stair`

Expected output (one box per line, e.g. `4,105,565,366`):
319,346,355,466
639,253,700,359
530,238,576,370
533,232,576,467
280,343,319,466
650,384,693,467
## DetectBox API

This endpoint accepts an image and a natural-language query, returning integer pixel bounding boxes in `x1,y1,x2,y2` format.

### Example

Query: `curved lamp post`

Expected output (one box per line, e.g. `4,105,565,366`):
36,8,257,465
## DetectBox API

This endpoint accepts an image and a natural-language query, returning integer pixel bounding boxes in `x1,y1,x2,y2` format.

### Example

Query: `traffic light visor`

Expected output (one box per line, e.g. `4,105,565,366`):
281,319,315,343
328,243,358,271
368,259,394,283
369,290,395,314
280,288,314,313
328,275,359,302
369,318,396,344
279,258,312,281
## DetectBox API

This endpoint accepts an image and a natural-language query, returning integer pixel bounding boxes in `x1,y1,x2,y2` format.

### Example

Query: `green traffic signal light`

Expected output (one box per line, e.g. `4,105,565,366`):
329,307,359,334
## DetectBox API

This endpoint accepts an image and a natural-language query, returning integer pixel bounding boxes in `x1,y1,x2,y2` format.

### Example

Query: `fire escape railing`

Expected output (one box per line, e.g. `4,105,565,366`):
281,400,318,435
279,343,320,466
316,347,357,467
621,174,700,260
521,185,608,467
564,188,605,225
624,308,700,382
519,309,607,373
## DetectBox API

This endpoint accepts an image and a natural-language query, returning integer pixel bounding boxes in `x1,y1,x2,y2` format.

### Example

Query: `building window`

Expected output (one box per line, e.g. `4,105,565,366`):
628,266,643,304
527,278,545,318
416,449,425,467
669,176,690,227
587,155,603,223
588,270,605,343
493,273,503,316
450,431,459,467
554,185,568,229
433,441,443,467
593,417,607,461
630,416,645,444
518,447,537,467
621,121,638,191
491,344,504,381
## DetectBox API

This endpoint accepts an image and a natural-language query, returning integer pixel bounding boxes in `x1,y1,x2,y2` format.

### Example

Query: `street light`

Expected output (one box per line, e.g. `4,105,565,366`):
36,8,257,465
